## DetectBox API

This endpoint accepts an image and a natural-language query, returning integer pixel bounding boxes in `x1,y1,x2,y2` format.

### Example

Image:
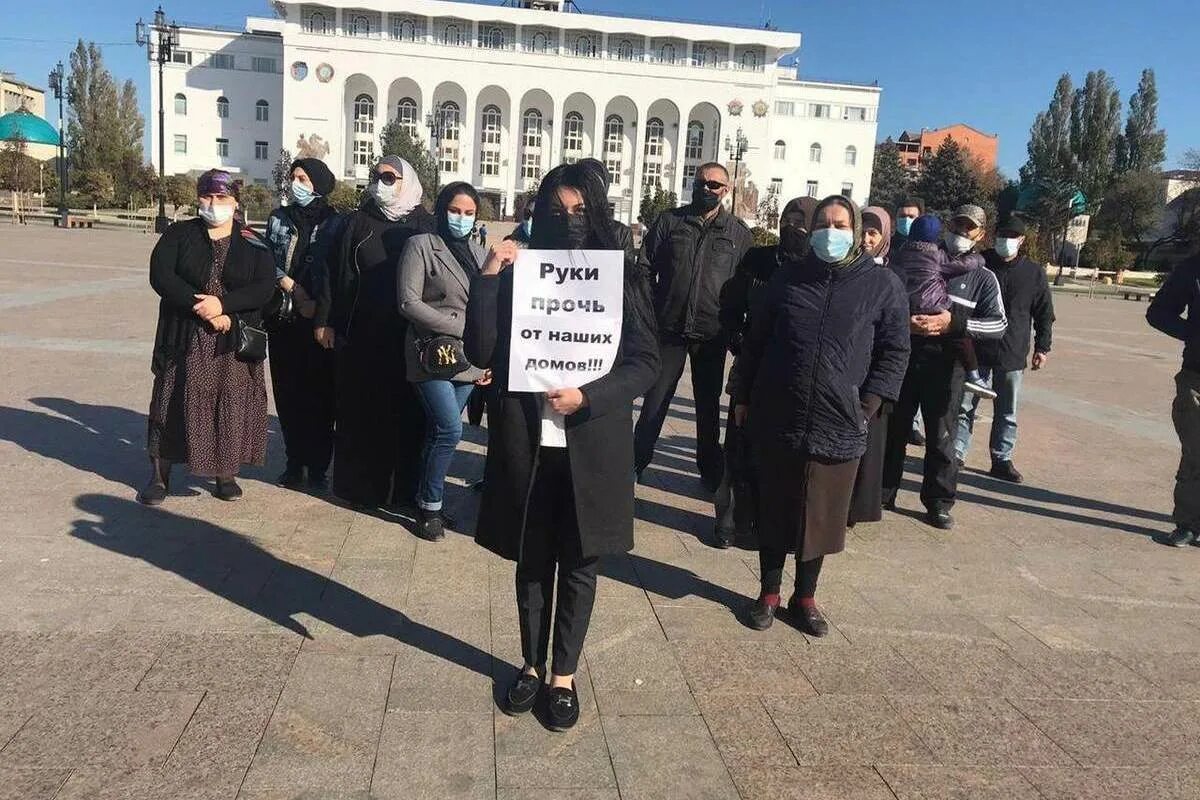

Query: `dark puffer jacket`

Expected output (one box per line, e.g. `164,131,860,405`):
639,204,753,341
735,249,911,461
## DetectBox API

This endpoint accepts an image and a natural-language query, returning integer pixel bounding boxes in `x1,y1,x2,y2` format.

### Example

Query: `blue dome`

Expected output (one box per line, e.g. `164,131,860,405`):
0,109,59,147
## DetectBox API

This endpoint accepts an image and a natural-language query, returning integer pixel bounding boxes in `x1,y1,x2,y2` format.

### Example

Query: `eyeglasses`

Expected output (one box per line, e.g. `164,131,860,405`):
701,180,726,191
375,172,399,186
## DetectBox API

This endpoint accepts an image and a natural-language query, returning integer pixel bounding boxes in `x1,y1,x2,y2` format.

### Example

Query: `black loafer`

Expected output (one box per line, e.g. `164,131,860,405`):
278,465,304,488
137,481,167,506
927,509,954,530
788,597,829,638
214,478,243,501
989,460,1024,484
546,682,580,731
504,671,542,716
714,525,735,549
415,510,445,542
746,597,779,631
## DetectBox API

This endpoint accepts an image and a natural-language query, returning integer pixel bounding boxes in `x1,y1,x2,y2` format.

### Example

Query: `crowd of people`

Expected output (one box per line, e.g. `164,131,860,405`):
139,151,1060,730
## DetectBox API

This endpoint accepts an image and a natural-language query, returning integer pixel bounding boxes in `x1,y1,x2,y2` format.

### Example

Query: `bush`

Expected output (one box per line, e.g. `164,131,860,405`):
750,227,779,247
326,181,361,212
240,184,274,222
1080,228,1132,272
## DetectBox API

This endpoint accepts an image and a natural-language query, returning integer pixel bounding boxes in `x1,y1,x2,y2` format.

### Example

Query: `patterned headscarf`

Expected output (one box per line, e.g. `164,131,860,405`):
195,169,240,200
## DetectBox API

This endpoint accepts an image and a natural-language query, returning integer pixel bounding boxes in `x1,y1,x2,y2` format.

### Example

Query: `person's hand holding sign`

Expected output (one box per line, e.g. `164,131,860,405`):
547,388,587,416
482,240,520,275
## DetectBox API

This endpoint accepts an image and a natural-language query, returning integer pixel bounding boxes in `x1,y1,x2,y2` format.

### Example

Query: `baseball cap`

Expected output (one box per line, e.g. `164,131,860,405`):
951,204,986,229
997,216,1028,237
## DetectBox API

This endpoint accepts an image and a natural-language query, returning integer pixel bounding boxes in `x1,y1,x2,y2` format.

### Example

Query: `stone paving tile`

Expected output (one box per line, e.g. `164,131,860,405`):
727,765,897,800
1021,766,1200,800
605,714,739,800
1005,648,1166,700
586,638,698,716
672,640,816,697
784,642,937,696
0,765,71,800
763,694,936,766
52,764,245,800
370,711,494,800
888,696,1074,766
834,612,1008,648
1115,651,1200,699
877,765,1043,799
165,690,279,769
694,695,796,768
0,632,167,697
497,789,621,800
387,633,494,713
138,633,300,692
891,642,1051,697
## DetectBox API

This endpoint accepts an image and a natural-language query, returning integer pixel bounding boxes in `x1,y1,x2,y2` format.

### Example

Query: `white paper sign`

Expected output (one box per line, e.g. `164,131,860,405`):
507,249,624,392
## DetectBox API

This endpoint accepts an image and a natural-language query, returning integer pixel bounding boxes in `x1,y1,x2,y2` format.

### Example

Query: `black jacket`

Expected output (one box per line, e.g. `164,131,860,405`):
1147,255,1200,372
148,218,276,373
463,237,660,562
640,204,753,341
976,250,1054,371
719,244,780,354
736,250,911,462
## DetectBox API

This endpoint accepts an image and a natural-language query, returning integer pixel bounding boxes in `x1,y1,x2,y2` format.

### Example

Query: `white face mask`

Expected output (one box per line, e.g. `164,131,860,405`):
995,237,1023,259
944,231,975,255
198,202,234,227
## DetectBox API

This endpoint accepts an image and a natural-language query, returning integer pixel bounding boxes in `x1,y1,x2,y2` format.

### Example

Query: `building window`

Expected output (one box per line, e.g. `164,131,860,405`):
808,103,830,118
685,121,704,161
480,104,502,177
574,35,595,58
351,15,371,36
172,50,192,65
694,46,718,67
806,180,818,197
480,149,500,177
396,97,418,136
216,96,229,118
644,118,664,159
393,17,418,41
216,138,229,158
642,161,662,190
774,100,794,117
438,101,460,173
844,145,857,166
522,109,543,149
174,134,187,154
529,31,549,53
354,139,374,167
740,50,759,70
773,140,786,160
521,109,543,185
616,39,634,60
770,178,783,196
354,94,375,135
843,105,867,121
208,53,234,70
305,10,328,34
442,24,462,46
562,111,584,162
174,93,187,115
603,114,623,185
809,142,822,163
658,43,675,63
255,141,269,160
482,26,505,49
841,182,853,198
521,152,541,184
683,164,697,192
256,100,269,122
251,57,277,74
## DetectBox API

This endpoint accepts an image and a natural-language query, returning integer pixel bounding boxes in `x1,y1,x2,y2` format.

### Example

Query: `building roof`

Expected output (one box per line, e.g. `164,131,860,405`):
1163,169,1200,182
0,109,58,147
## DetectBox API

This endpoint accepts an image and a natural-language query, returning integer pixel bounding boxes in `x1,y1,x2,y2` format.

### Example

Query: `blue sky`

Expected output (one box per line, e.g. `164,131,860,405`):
3,0,1197,177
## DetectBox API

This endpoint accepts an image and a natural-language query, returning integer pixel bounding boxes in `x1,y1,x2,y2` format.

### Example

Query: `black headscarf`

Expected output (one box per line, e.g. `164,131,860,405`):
281,158,336,273
530,163,619,250
434,181,482,276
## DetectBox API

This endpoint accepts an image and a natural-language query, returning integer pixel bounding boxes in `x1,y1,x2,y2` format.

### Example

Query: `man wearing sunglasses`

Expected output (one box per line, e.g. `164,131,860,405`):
634,162,753,492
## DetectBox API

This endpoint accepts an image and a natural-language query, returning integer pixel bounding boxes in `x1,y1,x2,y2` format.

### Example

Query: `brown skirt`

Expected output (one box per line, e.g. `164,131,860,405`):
757,446,860,562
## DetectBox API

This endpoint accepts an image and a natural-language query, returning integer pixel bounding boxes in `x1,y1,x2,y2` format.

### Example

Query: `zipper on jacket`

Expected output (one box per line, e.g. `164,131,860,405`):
684,223,710,336
345,229,372,341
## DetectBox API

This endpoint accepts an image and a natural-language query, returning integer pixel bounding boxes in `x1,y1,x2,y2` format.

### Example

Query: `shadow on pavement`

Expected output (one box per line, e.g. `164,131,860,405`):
69,492,496,679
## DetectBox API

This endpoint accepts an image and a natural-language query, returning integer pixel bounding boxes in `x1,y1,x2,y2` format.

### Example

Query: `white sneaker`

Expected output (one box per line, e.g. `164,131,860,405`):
964,379,998,400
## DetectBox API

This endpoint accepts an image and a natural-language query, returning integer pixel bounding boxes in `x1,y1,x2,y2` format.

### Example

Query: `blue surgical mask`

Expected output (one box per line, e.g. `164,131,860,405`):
896,216,913,237
290,180,317,207
994,237,1022,259
446,212,475,239
521,218,533,237
810,227,855,264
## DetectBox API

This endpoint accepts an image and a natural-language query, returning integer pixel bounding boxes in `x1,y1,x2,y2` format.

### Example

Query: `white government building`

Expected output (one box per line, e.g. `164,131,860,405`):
152,0,881,225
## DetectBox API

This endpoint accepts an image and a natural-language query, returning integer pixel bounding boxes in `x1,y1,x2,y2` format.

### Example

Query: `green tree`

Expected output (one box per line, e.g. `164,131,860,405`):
1096,169,1162,244
914,138,980,215
0,134,39,193
66,40,144,194
868,139,910,210
271,147,294,200
75,168,115,206
326,180,361,212
638,185,677,228
1021,74,1077,189
756,191,780,230
1116,69,1167,174
379,121,438,204
161,174,194,213
1069,69,1121,213
240,183,274,223
123,162,159,208
749,227,779,247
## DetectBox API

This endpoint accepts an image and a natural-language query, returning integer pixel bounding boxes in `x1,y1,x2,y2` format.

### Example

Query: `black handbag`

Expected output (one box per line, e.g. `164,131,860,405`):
417,334,468,379
261,287,295,332
235,317,268,363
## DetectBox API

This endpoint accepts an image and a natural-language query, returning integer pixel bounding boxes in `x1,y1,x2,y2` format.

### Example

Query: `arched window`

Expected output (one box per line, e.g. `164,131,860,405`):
354,94,375,135
351,15,370,36
696,46,718,67
617,39,634,60
483,26,504,49
396,97,418,136
685,121,704,161
659,43,675,63
439,101,460,140
574,35,594,57
480,104,502,176
442,24,461,46
773,140,786,160
603,114,624,186
521,109,544,185
844,145,857,166
398,18,416,41
809,142,822,163
305,11,327,34
741,50,760,70
530,31,548,52
256,99,269,122
644,118,664,159
438,101,461,174
216,96,229,119
562,111,584,162
174,93,187,115
522,109,543,149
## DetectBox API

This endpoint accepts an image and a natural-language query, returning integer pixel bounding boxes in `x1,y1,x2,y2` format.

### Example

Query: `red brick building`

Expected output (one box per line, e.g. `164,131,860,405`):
894,124,999,173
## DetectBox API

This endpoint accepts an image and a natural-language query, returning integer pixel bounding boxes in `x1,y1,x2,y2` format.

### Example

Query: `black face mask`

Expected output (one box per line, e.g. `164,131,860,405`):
779,225,809,262
692,185,722,213
542,213,590,248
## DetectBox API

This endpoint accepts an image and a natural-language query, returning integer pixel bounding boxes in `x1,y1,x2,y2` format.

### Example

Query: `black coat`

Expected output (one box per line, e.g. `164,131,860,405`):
976,250,1055,371
639,204,753,341
463,243,660,562
148,218,276,373
736,250,911,462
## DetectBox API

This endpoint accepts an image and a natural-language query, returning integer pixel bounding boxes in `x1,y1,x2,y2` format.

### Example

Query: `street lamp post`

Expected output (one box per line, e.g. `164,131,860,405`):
136,6,180,234
723,126,749,217
425,109,443,178
46,61,68,226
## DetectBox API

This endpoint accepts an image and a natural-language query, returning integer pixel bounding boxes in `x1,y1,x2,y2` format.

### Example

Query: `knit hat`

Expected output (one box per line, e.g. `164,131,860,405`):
909,214,942,243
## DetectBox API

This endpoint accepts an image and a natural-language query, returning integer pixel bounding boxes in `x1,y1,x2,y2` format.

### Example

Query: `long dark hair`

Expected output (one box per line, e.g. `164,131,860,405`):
433,181,481,239
530,163,619,250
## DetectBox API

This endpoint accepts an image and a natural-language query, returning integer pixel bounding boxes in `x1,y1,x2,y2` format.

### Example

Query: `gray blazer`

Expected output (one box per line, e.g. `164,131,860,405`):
398,232,487,383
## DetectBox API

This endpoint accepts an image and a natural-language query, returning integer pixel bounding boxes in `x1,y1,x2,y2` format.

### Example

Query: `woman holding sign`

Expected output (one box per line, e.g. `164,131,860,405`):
398,182,492,541
464,163,659,731
733,195,910,635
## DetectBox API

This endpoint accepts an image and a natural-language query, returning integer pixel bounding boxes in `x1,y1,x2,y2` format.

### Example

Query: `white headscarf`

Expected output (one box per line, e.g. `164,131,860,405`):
369,155,424,221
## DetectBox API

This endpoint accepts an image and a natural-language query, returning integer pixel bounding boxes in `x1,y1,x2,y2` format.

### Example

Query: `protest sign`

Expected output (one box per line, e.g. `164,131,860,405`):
507,249,624,392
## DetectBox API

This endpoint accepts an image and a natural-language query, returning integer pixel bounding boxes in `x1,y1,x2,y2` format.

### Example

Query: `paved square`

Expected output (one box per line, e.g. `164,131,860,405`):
2,224,1198,799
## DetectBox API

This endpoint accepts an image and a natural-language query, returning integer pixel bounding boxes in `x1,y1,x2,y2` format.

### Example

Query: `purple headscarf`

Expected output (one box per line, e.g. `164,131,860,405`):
196,169,240,200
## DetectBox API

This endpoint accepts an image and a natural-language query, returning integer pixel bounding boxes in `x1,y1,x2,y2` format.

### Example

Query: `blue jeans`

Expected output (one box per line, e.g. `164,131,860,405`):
955,368,1023,463
414,380,475,511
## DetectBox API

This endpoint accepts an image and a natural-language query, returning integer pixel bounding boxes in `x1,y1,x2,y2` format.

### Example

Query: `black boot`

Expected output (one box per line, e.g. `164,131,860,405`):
214,477,243,501
989,460,1024,484
137,458,171,506
415,509,445,542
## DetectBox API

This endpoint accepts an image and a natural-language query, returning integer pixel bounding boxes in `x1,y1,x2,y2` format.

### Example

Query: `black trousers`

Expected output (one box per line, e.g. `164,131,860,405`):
715,398,757,536
633,334,727,485
516,447,599,677
882,338,966,513
268,316,336,474
759,552,824,597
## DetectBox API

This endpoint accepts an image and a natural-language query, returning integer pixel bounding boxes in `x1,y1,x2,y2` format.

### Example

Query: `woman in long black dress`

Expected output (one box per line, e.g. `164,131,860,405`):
139,169,276,504
314,155,434,510
464,163,660,731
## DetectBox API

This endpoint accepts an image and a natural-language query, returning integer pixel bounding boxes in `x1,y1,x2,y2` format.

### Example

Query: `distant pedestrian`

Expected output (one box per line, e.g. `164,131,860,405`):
1146,254,1200,547
507,198,535,246
890,195,925,256
139,169,275,505
479,222,488,248
955,216,1055,483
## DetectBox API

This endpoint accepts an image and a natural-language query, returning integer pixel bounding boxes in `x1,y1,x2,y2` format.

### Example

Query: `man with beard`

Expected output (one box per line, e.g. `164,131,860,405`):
634,163,753,491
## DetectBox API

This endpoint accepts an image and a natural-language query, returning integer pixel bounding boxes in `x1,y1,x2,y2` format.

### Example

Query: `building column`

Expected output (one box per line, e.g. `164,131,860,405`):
727,43,735,71
458,94,476,184
629,101,647,222
509,104,524,196
671,116,688,200
591,102,606,161
546,94,563,171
